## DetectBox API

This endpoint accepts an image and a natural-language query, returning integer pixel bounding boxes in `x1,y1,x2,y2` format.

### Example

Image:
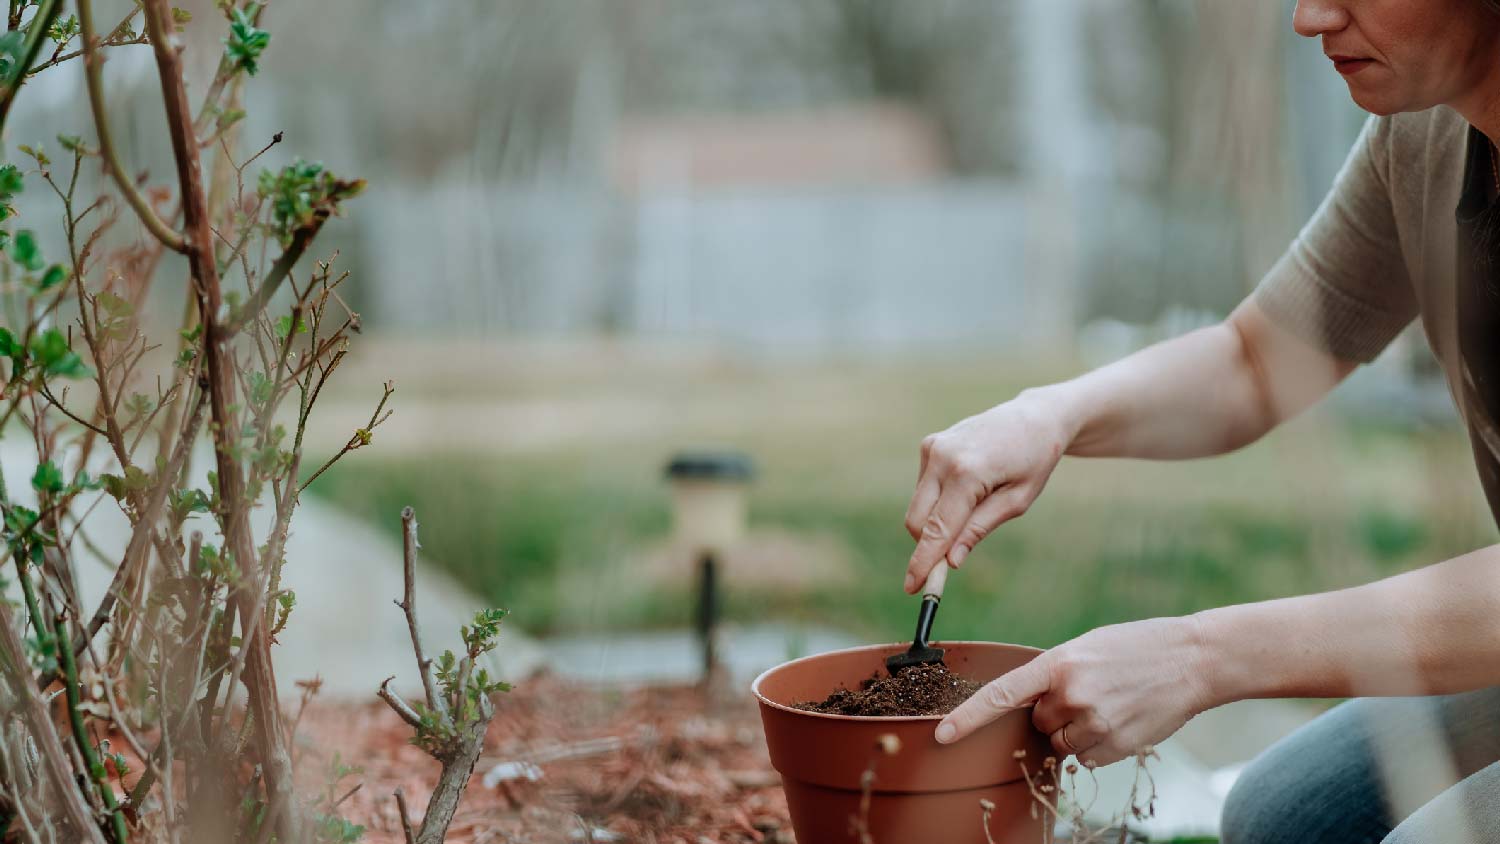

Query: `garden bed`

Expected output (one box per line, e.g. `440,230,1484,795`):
293,675,791,843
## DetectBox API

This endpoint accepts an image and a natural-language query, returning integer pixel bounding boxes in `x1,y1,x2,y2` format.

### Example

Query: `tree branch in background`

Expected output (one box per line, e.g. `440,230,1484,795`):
78,0,185,253
139,0,296,837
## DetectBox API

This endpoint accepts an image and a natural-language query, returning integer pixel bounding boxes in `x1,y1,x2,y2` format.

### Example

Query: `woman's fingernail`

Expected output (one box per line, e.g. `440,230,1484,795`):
935,722,956,743
949,545,969,567
903,572,916,593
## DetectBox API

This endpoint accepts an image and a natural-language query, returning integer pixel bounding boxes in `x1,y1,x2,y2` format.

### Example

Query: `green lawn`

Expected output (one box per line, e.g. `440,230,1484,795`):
305,352,1497,649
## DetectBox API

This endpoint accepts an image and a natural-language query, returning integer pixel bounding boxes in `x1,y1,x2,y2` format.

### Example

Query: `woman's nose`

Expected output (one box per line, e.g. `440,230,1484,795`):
1291,0,1349,38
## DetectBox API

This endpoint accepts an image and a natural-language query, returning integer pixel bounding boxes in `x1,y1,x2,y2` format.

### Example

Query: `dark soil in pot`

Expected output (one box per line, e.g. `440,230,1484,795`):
794,662,982,716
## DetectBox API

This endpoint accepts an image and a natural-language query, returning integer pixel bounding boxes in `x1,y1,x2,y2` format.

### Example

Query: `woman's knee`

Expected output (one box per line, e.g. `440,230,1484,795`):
1220,700,1391,844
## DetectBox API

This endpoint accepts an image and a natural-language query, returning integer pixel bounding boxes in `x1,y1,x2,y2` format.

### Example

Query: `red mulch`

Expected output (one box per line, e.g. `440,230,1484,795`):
292,674,793,844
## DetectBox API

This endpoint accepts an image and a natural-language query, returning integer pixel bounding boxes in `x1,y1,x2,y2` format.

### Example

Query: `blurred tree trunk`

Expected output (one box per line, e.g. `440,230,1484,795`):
1178,1,1294,292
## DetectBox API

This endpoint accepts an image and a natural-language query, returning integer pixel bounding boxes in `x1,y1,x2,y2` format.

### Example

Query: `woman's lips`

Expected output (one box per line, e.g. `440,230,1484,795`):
1330,56,1374,75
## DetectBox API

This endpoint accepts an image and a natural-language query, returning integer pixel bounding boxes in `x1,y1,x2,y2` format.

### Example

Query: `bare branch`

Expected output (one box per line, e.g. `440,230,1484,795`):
78,0,186,253
377,678,423,729
398,506,447,718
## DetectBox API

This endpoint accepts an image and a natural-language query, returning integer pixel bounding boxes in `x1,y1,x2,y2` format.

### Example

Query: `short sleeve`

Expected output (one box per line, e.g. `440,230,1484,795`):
1251,114,1419,363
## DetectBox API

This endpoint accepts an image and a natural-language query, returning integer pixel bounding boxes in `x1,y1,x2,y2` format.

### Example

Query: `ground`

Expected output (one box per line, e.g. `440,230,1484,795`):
296,677,792,844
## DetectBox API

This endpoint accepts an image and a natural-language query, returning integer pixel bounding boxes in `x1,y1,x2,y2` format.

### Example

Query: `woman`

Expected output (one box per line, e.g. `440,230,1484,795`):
907,2,1500,841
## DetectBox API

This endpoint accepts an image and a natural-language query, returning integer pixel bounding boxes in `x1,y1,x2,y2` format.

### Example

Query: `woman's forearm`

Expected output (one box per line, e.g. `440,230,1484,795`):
1026,301,1354,460
1195,544,1500,705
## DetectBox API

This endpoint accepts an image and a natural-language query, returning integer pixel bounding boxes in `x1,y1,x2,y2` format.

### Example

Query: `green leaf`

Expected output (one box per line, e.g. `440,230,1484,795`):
30,461,62,494
98,473,126,501
274,315,306,338
56,134,83,153
223,4,270,76
0,163,21,196
96,291,132,317
11,230,43,271
28,329,91,378
46,15,79,45
123,465,150,491
0,31,24,84
0,327,20,360
37,264,65,290
16,144,46,168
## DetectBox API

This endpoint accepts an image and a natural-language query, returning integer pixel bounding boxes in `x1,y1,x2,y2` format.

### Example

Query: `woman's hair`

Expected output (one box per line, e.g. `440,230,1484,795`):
1488,0,1500,14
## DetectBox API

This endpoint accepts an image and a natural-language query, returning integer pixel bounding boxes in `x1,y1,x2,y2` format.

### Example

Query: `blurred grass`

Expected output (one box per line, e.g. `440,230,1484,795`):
306,349,1497,649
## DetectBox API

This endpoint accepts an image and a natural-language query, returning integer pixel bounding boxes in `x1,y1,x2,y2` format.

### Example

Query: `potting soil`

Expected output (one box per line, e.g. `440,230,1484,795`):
793,662,982,717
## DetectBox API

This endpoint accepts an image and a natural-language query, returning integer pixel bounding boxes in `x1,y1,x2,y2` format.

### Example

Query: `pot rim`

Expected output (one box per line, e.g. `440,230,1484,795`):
750,640,1040,723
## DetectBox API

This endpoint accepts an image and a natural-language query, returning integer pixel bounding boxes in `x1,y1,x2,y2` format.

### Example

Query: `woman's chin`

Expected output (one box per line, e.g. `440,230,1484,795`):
1346,87,1400,117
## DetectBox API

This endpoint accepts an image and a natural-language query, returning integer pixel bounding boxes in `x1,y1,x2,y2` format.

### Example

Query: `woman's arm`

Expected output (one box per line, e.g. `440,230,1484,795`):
903,298,1357,592
1200,544,1500,702
1041,298,1357,459
934,543,1500,766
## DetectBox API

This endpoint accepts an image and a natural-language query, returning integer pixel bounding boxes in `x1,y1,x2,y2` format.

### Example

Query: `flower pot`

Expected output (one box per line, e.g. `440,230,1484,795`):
753,641,1051,844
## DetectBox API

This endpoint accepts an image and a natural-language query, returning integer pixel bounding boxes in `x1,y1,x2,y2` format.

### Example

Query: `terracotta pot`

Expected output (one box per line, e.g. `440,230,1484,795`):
753,641,1051,844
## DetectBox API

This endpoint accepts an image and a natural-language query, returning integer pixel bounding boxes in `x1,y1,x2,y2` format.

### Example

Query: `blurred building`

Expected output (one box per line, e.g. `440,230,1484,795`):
223,0,1371,359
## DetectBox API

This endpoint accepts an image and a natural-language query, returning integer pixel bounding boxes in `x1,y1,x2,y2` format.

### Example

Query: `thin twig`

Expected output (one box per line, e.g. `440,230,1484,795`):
378,678,422,729
394,789,417,844
298,380,394,492
397,507,446,718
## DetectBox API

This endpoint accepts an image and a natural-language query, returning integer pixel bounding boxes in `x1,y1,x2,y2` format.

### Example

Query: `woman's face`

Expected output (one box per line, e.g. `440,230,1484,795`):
1293,0,1500,115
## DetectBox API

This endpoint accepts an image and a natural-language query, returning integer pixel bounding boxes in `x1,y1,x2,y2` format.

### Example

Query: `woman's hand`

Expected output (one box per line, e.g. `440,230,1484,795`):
935,616,1215,767
904,390,1074,593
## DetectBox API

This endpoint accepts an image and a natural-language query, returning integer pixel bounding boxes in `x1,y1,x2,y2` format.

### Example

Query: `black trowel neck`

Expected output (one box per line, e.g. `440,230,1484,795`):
911,593,941,650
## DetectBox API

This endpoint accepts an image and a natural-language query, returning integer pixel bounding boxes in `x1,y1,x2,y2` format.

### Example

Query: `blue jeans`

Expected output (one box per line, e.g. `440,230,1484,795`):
1222,689,1500,843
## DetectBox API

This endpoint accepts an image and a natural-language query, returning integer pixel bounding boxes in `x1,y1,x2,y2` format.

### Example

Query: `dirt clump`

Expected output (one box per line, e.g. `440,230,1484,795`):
794,662,982,717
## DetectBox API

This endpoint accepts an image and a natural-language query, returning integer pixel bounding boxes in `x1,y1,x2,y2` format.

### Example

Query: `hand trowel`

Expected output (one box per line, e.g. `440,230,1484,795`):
885,563,949,675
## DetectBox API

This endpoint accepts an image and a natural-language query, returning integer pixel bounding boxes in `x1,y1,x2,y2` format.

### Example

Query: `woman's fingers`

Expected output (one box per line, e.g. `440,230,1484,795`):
946,486,1031,568
904,473,940,542
904,481,983,593
935,656,1051,744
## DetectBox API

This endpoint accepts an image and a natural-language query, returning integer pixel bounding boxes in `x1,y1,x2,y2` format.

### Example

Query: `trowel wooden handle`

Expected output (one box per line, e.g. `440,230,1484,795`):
922,563,949,600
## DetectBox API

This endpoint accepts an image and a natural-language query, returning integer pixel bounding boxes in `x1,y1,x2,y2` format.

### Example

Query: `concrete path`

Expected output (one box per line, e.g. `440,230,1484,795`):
543,622,863,685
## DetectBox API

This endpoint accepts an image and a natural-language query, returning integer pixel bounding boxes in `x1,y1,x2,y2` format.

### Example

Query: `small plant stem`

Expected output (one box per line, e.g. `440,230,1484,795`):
56,620,129,843
0,0,64,131
13,553,48,648
394,789,417,844
398,507,447,719
78,0,185,253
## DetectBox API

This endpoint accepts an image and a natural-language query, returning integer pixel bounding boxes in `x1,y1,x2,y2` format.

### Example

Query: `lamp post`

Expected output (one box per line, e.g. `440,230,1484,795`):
664,451,754,684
